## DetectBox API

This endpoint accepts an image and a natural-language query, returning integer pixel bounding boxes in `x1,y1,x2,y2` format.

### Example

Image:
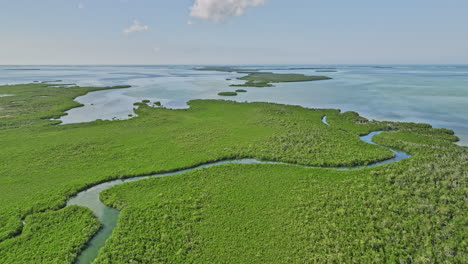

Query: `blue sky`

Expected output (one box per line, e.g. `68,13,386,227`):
1,0,467,64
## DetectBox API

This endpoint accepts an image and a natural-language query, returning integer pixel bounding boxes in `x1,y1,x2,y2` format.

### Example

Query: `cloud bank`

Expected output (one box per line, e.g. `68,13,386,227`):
190,0,267,22
123,20,149,35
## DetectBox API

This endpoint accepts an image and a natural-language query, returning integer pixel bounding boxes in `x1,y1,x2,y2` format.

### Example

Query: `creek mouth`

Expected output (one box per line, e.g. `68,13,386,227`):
65,118,411,264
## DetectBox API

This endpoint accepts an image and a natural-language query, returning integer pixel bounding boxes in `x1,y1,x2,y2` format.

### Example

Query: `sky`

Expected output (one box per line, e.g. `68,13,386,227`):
1,0,467,65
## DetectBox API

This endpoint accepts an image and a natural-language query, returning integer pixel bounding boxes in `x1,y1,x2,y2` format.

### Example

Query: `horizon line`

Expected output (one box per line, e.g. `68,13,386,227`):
1,63,468,66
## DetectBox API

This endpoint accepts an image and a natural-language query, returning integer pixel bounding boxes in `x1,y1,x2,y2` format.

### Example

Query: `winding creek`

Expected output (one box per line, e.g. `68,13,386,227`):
61,117,411,264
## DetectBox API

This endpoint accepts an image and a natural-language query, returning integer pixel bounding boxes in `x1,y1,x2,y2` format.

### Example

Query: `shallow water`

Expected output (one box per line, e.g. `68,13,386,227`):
66,128,410,264
1,65,467,145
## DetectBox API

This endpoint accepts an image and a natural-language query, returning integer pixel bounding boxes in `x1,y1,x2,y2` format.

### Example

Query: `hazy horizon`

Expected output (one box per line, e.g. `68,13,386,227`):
2,64,468,66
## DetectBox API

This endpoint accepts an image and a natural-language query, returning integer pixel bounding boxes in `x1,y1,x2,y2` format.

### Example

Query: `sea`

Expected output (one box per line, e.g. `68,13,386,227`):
1,64,467,146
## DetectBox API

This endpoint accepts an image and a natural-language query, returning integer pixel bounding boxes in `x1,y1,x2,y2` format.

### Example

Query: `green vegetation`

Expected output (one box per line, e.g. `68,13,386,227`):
47,84,78,88
96,118,466,263
94,115,467,263
0,83,466,263
141,99,150,104
153,101,162,106
235,89,247,92
217,91,238,96
0,206,100,263
231,72,332,87
98,129,467,263
98,138,467,263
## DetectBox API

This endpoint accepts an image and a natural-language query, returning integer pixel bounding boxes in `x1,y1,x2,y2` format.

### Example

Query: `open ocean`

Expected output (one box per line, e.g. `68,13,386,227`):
1,65,467,146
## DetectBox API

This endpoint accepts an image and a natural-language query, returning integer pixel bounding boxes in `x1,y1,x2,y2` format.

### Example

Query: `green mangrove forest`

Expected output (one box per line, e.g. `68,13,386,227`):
0,83,466,263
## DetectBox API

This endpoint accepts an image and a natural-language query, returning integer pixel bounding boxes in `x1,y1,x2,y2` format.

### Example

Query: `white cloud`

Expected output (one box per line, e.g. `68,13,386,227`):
153,47,161,53
78,3,85,9
123,20,149,35
189,0,267,22
187,20,194,25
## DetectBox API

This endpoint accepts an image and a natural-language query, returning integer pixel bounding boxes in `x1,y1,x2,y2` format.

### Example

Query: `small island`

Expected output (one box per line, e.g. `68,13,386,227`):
218,91,238,96
231,72,332,87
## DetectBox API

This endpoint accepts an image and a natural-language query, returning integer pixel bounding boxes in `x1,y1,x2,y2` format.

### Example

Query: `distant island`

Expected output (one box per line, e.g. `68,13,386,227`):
196,67,332,88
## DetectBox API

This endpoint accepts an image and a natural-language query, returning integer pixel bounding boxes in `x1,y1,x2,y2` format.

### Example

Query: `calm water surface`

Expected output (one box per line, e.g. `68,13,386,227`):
1,65,467,145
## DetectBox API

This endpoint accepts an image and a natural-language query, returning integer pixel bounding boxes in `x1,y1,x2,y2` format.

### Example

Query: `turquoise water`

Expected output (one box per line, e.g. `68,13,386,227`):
1,65,467,145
